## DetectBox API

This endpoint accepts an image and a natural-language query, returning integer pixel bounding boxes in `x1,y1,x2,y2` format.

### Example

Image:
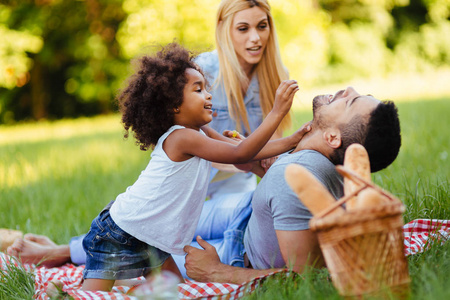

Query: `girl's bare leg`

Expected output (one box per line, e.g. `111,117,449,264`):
82,278,115,291
161,256,183,282
144,256,183,282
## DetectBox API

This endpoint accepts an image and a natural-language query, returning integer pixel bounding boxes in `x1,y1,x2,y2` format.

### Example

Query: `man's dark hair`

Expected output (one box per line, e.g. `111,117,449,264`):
329,101,401,172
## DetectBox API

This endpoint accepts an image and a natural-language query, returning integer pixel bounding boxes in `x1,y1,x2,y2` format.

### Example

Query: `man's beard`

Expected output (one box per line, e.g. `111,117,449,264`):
312,95,329,129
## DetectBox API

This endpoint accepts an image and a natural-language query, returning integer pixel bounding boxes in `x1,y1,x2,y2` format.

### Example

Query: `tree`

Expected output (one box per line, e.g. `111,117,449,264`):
0,0,127,123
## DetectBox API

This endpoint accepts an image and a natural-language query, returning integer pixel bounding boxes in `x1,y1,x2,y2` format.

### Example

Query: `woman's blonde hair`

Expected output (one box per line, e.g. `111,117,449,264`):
215,0,291,133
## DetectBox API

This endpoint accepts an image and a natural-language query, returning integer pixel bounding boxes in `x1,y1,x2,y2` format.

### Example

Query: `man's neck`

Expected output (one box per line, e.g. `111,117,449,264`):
291,129,331,159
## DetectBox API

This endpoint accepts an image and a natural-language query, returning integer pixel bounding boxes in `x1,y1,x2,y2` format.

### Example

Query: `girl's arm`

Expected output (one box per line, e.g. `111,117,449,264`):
166,80,298,164
221,121,311,161
252,121,311,160
200,125,239,145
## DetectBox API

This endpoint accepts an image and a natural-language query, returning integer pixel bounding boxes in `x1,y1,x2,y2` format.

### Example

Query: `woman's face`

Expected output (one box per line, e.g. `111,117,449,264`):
230,6,270,74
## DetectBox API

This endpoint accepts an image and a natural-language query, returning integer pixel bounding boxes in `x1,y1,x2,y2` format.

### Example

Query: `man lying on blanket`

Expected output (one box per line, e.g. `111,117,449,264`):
7,87,401,285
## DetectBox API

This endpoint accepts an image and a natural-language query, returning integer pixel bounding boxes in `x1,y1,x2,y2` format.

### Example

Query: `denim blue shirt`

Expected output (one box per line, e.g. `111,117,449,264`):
195,50,263,136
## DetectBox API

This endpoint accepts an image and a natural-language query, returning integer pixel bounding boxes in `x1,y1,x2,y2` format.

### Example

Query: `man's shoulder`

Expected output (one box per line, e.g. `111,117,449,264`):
271,150,341,188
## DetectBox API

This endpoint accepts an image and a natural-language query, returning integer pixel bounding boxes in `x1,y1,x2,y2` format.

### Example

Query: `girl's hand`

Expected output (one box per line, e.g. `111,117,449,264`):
292,121,312,143
273,80,299,115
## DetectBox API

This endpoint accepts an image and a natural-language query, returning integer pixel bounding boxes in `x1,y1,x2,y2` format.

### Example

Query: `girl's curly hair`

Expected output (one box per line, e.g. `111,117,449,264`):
117,43,204,151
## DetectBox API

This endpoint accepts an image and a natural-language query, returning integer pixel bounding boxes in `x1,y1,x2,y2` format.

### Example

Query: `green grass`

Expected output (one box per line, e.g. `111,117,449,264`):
0,257,35,300
0,98,449,298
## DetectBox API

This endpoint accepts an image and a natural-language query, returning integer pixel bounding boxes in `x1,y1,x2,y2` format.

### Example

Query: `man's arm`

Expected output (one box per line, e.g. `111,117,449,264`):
184,236,282,284
275,229,324,273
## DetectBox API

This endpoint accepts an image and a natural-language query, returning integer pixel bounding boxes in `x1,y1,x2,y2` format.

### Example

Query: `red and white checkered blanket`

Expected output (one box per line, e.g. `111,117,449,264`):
1,219,448,300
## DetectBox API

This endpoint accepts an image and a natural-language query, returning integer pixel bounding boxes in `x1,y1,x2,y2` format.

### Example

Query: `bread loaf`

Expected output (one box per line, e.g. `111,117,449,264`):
343,144,371,210
353,187,390,209
285,164,344,217
0,229,23,252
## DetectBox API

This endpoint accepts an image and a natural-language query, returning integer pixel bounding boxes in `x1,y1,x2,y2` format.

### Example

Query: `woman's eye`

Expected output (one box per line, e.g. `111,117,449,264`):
238,27,248,32
259,23,268,30
196,89,202,93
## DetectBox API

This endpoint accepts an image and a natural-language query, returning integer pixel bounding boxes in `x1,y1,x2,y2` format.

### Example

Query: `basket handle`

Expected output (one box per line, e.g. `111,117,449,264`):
315,165,397,219
336,166,397,201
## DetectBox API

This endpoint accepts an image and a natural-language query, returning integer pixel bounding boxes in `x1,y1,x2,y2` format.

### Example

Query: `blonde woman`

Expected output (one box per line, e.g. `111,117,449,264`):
196,0,292,198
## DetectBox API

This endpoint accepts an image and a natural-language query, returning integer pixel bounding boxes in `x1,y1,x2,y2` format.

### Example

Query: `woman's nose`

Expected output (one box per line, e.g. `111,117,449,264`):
249,29,260,43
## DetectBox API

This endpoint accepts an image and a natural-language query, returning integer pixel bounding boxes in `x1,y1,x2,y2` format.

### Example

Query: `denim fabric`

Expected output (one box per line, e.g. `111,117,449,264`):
196,51,260,198
195,51,263,137
69,235,86,265
69,192,254,275
173,191,253,279
82,209,170,280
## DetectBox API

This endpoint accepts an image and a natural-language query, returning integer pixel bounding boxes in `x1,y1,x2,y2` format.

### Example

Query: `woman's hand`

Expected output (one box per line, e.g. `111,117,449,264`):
260,156,278,172
222,130,244,142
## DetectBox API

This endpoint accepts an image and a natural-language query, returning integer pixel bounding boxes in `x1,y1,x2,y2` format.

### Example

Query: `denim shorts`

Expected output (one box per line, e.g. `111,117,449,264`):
172,191,253,279
82,208,171,280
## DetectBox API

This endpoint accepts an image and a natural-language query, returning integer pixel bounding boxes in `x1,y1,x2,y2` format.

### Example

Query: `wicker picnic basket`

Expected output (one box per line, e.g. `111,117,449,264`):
309,166,410,298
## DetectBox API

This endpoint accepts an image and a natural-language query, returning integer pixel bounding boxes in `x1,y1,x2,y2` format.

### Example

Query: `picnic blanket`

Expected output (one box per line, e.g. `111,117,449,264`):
0,219,448,300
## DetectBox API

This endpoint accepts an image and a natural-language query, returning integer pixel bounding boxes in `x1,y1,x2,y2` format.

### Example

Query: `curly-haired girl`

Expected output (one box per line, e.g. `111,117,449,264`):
81,42,306,291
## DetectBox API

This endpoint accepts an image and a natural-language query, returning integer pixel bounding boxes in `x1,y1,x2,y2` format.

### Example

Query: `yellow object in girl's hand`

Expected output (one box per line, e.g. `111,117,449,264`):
232,130,238,138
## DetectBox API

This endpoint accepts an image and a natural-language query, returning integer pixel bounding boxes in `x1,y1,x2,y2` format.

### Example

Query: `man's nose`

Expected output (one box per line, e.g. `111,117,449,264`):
343,86,357,97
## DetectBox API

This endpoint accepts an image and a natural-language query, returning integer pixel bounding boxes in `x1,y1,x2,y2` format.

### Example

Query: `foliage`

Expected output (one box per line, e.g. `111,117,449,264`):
0,0,127,123
117,0,217,57
1,0,450,124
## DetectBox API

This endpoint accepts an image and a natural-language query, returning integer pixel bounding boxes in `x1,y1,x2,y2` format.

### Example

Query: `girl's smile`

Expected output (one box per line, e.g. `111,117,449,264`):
174,68,213,131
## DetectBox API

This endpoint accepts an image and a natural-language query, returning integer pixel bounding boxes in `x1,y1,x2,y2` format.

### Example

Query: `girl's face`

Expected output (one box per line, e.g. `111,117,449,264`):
230,6,270,75
177,68,213,130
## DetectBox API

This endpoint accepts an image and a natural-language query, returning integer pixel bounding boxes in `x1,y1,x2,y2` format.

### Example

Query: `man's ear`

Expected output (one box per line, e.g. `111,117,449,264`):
323,129,341,149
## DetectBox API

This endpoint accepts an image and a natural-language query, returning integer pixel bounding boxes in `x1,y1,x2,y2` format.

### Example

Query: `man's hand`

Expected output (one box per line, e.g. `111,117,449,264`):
184,236,223,282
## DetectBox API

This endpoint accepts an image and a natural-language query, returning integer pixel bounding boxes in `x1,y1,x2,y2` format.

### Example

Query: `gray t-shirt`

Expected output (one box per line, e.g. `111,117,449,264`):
244,150,344,269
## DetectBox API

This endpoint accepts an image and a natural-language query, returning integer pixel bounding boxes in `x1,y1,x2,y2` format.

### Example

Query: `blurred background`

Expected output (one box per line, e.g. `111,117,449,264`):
1,0,450,124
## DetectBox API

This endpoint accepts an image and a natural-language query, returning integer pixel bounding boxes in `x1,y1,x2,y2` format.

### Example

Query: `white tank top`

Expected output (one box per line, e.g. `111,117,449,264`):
110,125,211,255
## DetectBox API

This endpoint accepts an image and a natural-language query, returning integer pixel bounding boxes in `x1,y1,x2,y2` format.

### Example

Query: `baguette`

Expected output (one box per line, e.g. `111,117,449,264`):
353,187,390,209
285,164,344,217
343,143,371,210
0,229,23,252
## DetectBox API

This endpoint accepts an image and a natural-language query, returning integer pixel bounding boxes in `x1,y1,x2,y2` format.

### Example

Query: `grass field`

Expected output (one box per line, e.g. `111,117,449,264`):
0,96,449,299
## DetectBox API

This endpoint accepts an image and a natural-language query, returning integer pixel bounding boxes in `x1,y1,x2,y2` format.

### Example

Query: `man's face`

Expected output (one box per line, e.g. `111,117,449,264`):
312,87,380,129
